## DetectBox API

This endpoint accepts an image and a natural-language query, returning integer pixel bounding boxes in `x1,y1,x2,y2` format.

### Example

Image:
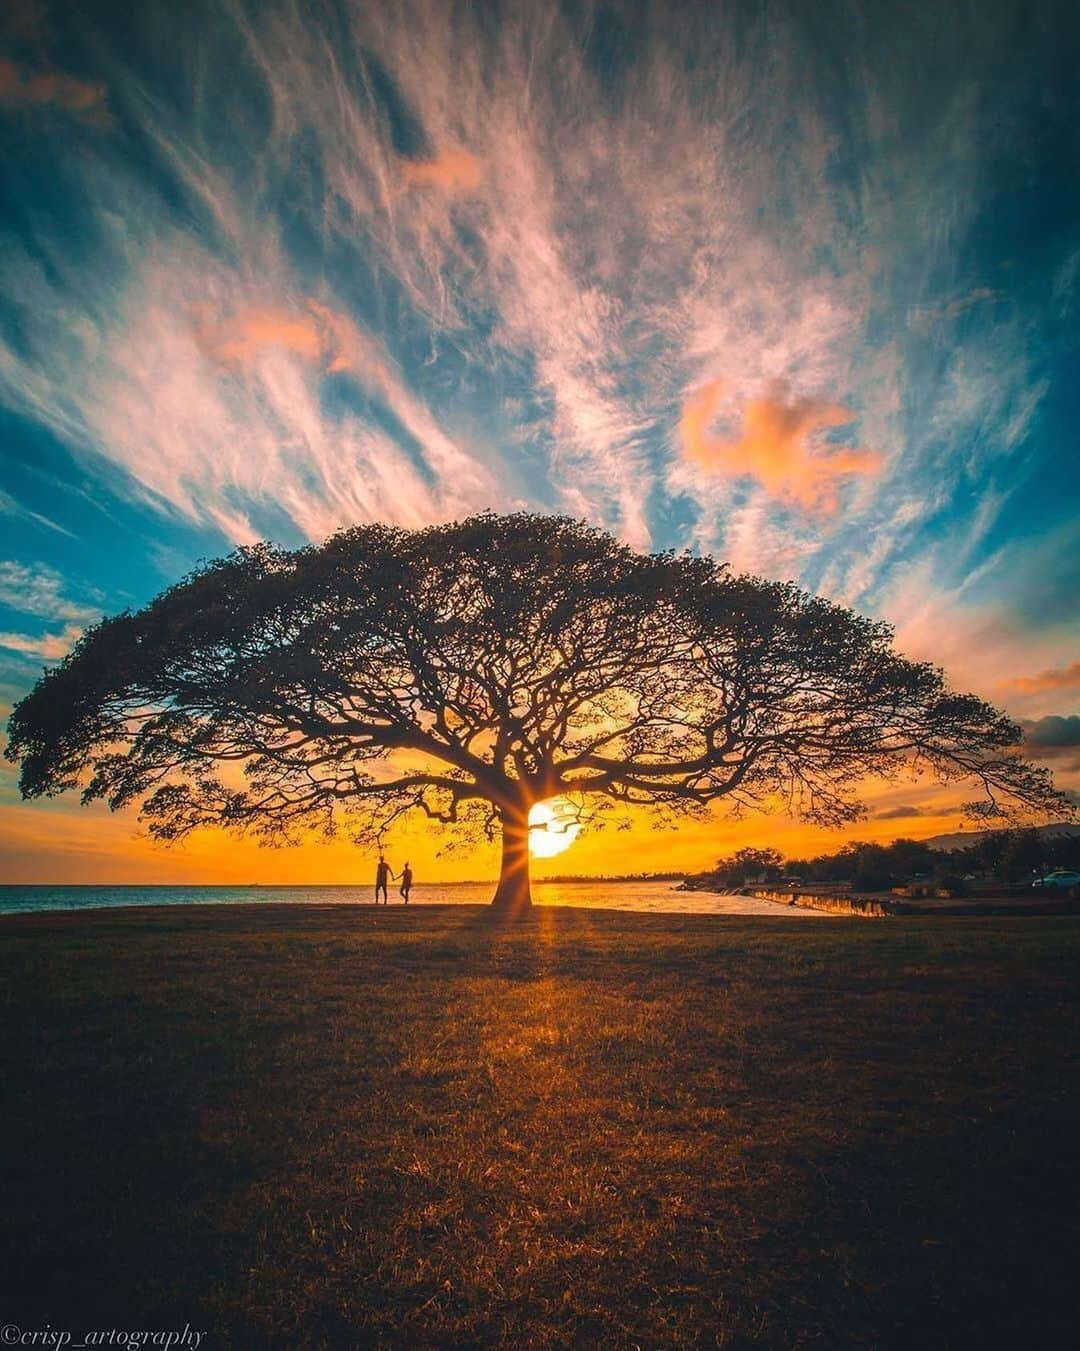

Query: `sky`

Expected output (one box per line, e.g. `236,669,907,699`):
0,0,1078,883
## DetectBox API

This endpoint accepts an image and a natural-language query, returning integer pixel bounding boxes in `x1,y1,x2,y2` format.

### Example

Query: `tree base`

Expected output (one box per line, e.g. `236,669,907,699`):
490,813,533,918
489,882,533,919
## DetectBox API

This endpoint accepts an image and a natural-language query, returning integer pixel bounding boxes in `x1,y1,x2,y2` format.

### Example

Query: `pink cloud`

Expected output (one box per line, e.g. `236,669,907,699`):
401,147,484,194
0,57,108,123
0,622,82,660
680,379,883,514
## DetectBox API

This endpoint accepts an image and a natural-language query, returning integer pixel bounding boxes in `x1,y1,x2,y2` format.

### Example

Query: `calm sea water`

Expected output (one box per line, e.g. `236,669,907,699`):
0,880,829,918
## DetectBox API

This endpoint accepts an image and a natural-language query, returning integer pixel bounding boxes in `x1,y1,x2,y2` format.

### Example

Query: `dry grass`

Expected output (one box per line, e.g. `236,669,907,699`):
2,903,1078,1348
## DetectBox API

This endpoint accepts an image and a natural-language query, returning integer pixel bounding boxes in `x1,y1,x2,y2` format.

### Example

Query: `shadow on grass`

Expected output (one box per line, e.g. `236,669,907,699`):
1,904,1078,1347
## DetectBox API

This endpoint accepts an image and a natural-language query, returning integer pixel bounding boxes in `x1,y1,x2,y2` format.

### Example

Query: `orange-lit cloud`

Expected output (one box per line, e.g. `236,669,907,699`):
195,299,392,386
680,379,883,514
1001,661,1080,694
0,57,108,123
199,306,326,366
401,147,483,194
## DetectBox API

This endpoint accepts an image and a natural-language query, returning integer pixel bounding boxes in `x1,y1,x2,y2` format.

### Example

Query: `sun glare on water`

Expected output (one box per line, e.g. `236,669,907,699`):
528,798,582,858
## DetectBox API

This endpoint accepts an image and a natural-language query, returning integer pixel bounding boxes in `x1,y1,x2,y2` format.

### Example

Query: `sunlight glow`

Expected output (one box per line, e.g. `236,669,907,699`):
528,798,582,858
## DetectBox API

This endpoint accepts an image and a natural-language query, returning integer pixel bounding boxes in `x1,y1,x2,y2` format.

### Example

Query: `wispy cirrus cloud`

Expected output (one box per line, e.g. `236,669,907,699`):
0,488,76,538
0,232,502,545
0,0,1074,665
204,0,901,551
0,561,97,666
0,561,99,624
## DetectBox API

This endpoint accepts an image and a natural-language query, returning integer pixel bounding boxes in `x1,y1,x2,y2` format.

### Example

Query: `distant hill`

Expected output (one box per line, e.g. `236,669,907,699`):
923,822,1080,853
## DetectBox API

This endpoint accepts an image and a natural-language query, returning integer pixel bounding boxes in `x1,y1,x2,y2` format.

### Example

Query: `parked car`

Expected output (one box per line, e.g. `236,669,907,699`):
1031,870,1080,890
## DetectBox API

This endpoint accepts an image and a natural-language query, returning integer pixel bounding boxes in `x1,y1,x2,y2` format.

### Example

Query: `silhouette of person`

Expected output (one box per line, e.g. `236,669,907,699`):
400,861,413,904
375,856,394,904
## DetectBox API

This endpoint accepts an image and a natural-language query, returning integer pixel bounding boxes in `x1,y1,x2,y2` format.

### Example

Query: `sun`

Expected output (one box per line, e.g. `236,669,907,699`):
528,797,582,858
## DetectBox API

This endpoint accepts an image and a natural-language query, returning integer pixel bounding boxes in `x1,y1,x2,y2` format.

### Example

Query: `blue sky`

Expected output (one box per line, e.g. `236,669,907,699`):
1,0,1077,877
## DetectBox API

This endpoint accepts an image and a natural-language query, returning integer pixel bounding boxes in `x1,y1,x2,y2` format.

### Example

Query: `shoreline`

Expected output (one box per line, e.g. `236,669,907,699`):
680,881,1080,918
0,897,830,924
0,881,831,921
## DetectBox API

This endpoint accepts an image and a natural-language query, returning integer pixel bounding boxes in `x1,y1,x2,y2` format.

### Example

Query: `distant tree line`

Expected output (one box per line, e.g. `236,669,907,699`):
943,828,1080,881
698,829,1080,894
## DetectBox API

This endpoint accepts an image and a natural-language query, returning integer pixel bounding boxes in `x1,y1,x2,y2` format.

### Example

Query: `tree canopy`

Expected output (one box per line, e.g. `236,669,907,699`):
5,512,1066,913
708,848,786,887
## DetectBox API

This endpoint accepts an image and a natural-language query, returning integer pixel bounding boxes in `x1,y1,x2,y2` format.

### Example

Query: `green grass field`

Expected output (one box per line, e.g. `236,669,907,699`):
2,904,1078,1348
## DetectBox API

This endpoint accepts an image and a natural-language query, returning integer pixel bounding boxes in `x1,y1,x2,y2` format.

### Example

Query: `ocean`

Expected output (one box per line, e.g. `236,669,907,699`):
0,879,829,917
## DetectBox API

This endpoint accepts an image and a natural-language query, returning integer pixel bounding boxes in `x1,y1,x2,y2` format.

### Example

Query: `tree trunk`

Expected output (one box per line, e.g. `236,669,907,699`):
490,808,533,916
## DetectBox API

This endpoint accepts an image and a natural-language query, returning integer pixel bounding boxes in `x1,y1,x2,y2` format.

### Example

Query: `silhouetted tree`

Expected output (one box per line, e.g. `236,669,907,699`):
711,847,784,886
954,826,1079,880
849,843,895,893
5,514,1067,915
783,829,1080,891
785,837,939,888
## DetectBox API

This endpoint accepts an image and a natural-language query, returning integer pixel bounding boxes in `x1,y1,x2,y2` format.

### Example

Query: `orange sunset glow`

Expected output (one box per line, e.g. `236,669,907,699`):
0,775,984,886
